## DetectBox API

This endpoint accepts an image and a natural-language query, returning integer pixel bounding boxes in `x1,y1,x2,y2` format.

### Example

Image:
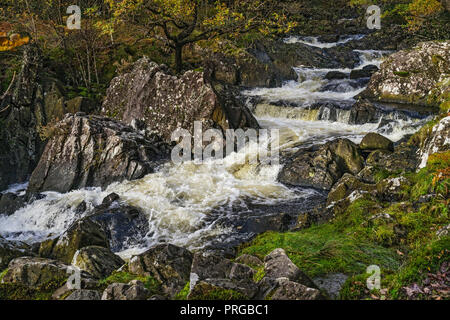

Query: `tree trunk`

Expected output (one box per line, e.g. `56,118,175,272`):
175,44,183,74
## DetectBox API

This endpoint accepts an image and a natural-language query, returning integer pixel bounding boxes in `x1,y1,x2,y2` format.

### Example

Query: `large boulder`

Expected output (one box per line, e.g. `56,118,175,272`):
1,257,69,287
0,236,31,270
39,218,109,264
72,246,125,279
278,138,364,190
129,244,193,297
102,57,259,145
327,173,376,206
27,113,170,194
360,133,394,152
361,41,450,107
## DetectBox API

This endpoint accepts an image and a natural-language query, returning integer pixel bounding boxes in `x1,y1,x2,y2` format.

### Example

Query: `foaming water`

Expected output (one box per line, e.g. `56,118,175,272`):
284,34,365,48
243,50,388,107
0,137,299,256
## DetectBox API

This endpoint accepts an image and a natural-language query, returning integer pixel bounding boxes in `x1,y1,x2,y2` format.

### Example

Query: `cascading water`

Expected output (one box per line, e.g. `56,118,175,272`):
0,35,427,259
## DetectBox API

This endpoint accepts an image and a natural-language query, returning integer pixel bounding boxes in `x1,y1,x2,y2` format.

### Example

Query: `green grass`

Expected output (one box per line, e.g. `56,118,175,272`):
99,270,162,295
239,222,400,278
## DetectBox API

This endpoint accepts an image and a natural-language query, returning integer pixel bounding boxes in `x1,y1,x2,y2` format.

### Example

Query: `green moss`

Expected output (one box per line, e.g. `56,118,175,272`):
99,270,161,295
174,282,190,300
253,267,266,283
239,219,400,278
0,268,8,282
0,277,67,300
393,71,410,77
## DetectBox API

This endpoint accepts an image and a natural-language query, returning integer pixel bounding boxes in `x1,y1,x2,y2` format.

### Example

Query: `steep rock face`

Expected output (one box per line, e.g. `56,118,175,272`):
102,57,259,144
417,116,450,168
278,138,364,191
0,45,88,191
361,41,450,107
27,113,170,194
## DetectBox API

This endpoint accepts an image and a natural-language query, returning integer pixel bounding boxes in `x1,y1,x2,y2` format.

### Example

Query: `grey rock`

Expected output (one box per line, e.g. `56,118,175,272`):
72,246,125,279
65,289,101,300
129,244,193,297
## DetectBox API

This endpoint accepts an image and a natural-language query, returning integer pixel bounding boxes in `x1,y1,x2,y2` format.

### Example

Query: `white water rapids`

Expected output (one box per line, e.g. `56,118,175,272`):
0,36,427,259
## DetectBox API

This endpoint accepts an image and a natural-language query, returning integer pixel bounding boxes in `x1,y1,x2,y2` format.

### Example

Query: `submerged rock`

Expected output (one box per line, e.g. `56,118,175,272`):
102,57,259,145
279,138,364,191
361,41,450,107
27,113,169,194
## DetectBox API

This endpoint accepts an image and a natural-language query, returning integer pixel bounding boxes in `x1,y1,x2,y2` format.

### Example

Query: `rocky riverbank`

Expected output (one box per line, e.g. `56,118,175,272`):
0,9,449,300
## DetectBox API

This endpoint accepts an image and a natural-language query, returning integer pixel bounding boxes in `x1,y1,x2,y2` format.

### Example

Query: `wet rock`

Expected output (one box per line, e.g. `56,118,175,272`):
102,280,150,300
89,201,149,253
360,133,394,152
361,41,450,107
38,218,109,264
102,57,259,145
129,244,193,297
0,237,31,270
264,248,316,288
235,254,263,268
349,65,378,79
279,138,364,191
348,100,381,125
101,193,120,206
72,246,125,279
27,113,170,194
1,257,69,287
325,71,348,80
0,193,25,215
65,289,101,300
